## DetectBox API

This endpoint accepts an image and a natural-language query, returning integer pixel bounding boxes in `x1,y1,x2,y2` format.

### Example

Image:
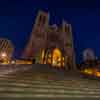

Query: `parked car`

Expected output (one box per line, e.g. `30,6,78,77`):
80,60,100,78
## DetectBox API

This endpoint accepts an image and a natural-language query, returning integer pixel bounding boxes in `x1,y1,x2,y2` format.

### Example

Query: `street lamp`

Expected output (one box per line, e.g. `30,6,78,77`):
0,52,9,64
1,52,7,58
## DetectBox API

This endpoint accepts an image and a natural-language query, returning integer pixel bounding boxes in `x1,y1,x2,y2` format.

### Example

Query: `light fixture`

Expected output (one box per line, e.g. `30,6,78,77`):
1,52,7,58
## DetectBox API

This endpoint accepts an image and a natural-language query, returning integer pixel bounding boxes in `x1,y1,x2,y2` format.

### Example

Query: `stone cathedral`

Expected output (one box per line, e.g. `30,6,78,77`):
23,11,76,70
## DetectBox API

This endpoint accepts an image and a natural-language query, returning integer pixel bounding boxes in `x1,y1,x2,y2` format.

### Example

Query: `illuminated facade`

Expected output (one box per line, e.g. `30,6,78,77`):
0,38,14,62
23,11,76,70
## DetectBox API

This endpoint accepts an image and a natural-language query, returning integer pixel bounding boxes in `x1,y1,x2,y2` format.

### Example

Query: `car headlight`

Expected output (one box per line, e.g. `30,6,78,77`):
84,69,93,74
95,71,100,77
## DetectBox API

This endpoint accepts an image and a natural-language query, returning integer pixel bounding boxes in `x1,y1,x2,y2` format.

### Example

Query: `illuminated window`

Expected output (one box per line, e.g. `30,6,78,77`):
41,48,65,68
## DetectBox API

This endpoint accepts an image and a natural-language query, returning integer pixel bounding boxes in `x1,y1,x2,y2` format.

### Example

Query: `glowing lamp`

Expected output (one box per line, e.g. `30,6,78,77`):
96,72,100,77
1,52,7,58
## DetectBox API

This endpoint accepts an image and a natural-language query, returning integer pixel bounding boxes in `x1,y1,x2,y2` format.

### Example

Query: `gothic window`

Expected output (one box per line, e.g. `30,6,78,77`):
38,15,47,27
64,24,72,39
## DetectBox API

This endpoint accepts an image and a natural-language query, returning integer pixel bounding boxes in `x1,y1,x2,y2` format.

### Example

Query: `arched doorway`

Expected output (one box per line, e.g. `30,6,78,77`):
41,48,65,68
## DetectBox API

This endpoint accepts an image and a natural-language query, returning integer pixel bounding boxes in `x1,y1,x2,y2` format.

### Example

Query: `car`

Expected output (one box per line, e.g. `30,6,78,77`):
79,60,100,78
80,67,100,78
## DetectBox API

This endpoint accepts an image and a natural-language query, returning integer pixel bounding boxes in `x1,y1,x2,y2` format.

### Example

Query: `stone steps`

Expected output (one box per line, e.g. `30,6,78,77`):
0,64,99,99
0,75,99,99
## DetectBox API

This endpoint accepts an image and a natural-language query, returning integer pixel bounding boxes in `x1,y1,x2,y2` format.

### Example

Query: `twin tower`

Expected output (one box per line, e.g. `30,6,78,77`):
23,11,76,70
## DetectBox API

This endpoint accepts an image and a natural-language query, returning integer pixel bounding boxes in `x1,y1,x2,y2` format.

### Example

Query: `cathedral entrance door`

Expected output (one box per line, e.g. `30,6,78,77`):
41,48,65,68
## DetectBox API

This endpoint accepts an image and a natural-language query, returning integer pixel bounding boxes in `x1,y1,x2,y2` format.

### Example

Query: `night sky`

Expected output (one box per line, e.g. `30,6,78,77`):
0,0,99,63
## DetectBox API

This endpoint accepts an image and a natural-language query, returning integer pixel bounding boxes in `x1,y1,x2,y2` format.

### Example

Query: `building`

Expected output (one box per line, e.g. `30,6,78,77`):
0,38,14,63
83,48,96,62
23,11,76,70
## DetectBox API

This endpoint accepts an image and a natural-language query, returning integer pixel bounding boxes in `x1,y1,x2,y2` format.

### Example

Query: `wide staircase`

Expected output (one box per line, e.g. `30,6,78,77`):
0,66,99,100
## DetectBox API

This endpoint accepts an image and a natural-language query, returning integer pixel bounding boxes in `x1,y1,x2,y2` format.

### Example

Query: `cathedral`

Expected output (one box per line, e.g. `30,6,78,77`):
23,11,76,70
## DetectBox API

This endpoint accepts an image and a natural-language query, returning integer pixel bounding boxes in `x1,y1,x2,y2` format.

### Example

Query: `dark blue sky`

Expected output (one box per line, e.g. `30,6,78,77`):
0,0,100,63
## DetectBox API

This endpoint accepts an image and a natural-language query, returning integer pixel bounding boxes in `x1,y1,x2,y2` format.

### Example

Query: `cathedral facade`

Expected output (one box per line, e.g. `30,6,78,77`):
23,11,76,70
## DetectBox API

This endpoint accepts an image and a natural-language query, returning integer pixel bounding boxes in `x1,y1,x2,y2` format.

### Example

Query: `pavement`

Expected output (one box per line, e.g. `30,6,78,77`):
0,64,99,100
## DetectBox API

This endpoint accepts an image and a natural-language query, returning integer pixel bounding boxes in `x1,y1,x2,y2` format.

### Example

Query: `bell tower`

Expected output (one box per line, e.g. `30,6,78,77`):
62,21,76,70
23,11,49,59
